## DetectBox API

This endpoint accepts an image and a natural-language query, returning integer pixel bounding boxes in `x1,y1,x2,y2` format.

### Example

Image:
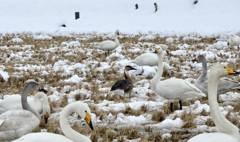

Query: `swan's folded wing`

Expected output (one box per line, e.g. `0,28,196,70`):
0,118,4,126
184,81,206,97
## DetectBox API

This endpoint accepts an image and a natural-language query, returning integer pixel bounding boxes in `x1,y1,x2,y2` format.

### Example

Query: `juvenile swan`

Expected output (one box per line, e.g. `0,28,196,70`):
13,101,94,142
188,63,240,142
151,46,205,112
0,81,47,141
111,65,137,97
95,30,120,55
0,92,50,123
193,55,240,100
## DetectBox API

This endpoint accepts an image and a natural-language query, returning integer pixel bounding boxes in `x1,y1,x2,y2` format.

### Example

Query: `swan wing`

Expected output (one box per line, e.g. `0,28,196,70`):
132,53,158,66
95,40,118,50
217,77,240,94
188,132,238,142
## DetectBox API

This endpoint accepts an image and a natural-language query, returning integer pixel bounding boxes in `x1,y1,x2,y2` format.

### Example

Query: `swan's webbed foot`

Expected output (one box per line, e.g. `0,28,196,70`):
170,102,174,112
179,100,182,110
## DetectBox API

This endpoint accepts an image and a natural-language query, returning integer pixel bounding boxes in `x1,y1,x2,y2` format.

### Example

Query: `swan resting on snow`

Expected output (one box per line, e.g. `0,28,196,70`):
0,81,48,141
94,30,120,55
111,65,137,97
227,34,240,49
188,63,240,142
192,55,240,101
151,46,205,112
0,92,50,123
13,101,94,142
131,44,169,66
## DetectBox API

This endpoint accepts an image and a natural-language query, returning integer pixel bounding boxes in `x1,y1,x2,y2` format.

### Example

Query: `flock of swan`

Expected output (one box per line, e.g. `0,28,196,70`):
0,30,239,141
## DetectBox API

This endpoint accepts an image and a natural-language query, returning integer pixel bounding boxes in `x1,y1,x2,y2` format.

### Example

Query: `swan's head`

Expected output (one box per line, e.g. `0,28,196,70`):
24,81,48,93
78,103,94,130
115,30,120,36
210,63,240,78
125,65,137,71
192,55,206,63
155,45,169,55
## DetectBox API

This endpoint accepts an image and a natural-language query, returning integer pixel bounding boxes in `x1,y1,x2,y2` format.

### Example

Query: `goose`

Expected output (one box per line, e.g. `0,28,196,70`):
131,44,169,66
110,65,137,97
13,101,94,142
227,34,240,49
151,46,205,112
0,92,50,123
0,81,47,141
188,63,240,142
94,30,120,55
192,55,240,101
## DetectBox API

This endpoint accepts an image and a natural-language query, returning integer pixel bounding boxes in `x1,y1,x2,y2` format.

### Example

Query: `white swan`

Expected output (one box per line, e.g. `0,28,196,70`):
111,65,136,97
0,81,47,141
188,63,240,142
151,46,205,112
193,55,240,99
95,30,120,55
131,44,169,66
0,92,50,123
13,101,94,142
227,34,240,49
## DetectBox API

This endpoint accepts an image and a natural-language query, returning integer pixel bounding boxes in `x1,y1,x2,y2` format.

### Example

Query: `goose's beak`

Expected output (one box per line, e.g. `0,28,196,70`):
131,67,137,70
44,113,49,124
192,58,198,63
225,67,240,74
85,113,94,130
39,88,48,93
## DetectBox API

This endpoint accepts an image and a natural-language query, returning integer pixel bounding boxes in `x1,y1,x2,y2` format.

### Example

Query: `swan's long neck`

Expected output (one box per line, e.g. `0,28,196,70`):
21,86,41,120
152,51,164,87
114,34,119,46
208,73,239,137
60,103,91,142
197,59,207,83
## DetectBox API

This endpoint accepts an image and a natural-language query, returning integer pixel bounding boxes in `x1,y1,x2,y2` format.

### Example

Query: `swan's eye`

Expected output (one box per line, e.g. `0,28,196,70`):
85,110,87,113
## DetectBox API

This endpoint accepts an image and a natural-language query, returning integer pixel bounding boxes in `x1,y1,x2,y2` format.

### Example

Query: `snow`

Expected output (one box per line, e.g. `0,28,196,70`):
0,0,240,141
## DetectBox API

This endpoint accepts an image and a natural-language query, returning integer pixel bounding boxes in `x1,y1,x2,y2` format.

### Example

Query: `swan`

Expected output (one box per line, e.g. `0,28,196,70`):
111,65,137,97
193,55,240,100
94,30,120,55
13,101,94,142
151,46,205,112
0,81,47,141
0,92,50,123
227,34,240,49
131,44,169,66
188,63,240,142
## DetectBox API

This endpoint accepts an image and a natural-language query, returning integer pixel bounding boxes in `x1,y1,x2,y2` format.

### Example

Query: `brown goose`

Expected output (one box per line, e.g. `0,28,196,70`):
110,65,136,97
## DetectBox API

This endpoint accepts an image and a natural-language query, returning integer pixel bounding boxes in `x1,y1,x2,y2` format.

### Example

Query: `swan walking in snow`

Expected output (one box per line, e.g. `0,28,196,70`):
192,55,240,101
111,65,137,97
131,44,169,66
0,92,50,123
151,46,205,112
94,30,120,55
13,101,94,142
227,34,240,49
188,63,240,142
0,81,47,141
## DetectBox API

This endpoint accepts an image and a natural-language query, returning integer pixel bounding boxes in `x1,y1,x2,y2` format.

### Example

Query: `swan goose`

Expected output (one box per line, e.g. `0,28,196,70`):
151,46,205,112
193,55,240,101
0,81,47,141
13,101,94,142
95,30,120,55
111,65,137,97
0,92,50,123
188,63,240,142
227,34,240,49
131,44,169,66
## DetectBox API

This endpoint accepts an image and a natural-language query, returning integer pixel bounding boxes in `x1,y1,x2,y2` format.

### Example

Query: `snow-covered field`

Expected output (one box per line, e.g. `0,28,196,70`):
0,31,239,141
0,0,240,141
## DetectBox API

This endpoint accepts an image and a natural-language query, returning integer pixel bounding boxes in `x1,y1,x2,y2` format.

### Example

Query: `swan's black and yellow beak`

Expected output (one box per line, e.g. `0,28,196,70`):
85,112,94,130
153,48,159,53
39,88,48,93
44,113,49,124
227,42,230,46
225,67,240,75
192,57,199,63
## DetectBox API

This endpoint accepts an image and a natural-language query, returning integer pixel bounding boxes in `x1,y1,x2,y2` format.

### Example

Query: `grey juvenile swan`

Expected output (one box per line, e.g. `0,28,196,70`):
0,81,47,141
192,55,240,100
188,63,240,142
